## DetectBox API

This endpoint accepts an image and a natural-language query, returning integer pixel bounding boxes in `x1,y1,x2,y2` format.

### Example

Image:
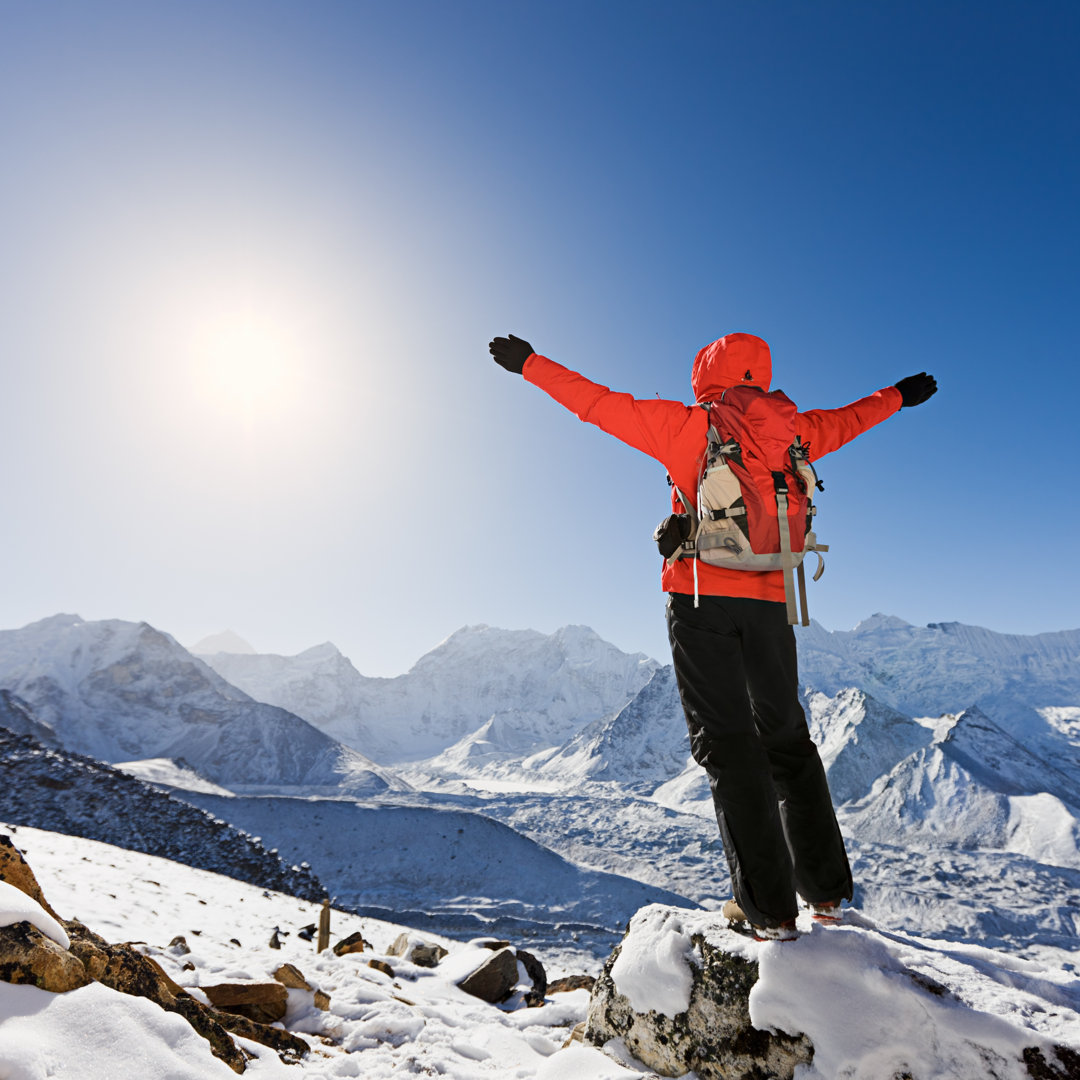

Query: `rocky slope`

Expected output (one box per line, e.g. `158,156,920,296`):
0,726,325,902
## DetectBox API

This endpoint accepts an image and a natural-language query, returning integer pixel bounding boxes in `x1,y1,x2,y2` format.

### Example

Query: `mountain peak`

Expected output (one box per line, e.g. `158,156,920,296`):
189,630,256,655
851,613,913,633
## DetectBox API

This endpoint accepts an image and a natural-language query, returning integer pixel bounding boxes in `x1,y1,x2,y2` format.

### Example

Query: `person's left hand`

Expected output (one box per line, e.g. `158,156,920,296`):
894,372,938,408
489,334,535,375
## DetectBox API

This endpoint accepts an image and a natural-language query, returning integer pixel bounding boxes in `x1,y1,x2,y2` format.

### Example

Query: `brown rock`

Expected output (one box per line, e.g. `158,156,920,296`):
272,963,312,991
549,974,596,994
0,921,90,993
0,835,62,921
562,1021,586,1048
207,1006,309,1061
367,959,394,977
202,981,288,1024
313,990,331,1010
458,947,519,1004
332,931,367,957
63,924,247,1074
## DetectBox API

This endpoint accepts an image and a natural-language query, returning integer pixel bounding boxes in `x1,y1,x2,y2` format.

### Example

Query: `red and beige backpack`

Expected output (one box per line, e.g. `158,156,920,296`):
664,384,829,626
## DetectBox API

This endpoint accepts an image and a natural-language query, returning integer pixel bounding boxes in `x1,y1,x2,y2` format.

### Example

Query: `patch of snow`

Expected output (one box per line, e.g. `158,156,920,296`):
609,906,695,1016
0,880,69,948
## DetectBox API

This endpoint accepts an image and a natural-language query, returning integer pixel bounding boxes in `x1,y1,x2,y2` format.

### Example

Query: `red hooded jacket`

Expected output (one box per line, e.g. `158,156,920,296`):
523,333,903,603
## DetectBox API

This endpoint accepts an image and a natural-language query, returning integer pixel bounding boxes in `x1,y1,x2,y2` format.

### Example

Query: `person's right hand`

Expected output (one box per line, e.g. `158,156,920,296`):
489,334,535,375
894,372,938,408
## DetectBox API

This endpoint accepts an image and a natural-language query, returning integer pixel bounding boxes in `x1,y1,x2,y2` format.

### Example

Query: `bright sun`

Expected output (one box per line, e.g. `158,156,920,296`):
189,309,304,423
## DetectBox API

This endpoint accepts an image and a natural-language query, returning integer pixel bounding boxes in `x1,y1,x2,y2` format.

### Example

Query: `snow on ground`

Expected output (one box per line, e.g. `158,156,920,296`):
0,824,594,1079
3,824,1078,1079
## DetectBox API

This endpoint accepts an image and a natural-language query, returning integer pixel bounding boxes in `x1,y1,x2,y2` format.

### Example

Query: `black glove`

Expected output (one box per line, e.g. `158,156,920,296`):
489,334,535,375
894,372,938,408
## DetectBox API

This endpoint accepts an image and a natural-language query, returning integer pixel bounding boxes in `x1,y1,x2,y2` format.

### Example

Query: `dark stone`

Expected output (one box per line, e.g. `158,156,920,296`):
1024,1044,1080,1079
516,948,547,1007
332,931,367,956
458,947,520,1004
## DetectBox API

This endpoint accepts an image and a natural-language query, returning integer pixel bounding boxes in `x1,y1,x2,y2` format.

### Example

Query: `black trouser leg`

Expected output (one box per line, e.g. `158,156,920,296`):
666,592,852,927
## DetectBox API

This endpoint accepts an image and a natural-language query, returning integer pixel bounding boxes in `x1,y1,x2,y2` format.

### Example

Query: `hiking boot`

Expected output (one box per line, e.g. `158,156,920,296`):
809,899,844,924
722,899,798,941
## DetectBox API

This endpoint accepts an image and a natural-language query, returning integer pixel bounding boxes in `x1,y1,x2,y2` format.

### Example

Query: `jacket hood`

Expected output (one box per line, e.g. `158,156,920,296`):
691,333,772,402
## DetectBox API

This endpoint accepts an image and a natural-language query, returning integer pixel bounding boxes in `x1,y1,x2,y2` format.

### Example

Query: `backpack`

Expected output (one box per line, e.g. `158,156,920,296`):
662,385,828,626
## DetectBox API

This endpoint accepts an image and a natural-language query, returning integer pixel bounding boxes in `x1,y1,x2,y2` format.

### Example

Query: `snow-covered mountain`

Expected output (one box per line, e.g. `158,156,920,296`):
838,707,1080,870
202,624,660,764
0,688,57,744
0,615,400,794
529,666,689,790
796,614,1080,765
805,687,934,805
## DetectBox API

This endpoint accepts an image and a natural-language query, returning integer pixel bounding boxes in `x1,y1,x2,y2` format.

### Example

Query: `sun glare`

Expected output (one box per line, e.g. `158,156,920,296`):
188,309,304,424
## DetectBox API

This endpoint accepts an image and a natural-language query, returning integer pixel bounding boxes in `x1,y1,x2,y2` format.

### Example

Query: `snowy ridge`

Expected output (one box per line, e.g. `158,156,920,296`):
805,686,934,805
532,666,688,789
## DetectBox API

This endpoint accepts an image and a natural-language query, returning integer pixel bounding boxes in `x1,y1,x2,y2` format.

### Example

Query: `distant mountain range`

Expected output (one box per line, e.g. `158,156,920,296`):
1,610,1078,954
201,623,660,764
0,614,398,794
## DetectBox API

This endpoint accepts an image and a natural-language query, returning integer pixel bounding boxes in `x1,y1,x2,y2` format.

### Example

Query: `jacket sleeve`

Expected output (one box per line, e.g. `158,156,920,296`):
523,353,704,477
796,386,904,459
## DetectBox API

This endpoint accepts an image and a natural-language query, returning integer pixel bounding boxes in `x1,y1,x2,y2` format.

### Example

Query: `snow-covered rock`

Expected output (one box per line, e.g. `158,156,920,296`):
586,903,1080,1080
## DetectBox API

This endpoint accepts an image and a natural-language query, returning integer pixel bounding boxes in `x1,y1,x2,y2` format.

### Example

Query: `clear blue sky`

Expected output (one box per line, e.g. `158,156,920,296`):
1,1,1077,674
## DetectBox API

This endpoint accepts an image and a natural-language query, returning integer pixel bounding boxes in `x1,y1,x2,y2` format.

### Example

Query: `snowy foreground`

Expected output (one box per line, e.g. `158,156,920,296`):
2,826,1078,1079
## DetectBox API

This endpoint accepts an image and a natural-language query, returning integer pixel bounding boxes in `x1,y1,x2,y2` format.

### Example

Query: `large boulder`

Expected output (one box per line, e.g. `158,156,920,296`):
586,906,813,1080
0,920,90,993
458,947,521,1004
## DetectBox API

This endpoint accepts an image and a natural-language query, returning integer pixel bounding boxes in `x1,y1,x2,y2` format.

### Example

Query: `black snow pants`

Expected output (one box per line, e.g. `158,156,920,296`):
666,591,853,927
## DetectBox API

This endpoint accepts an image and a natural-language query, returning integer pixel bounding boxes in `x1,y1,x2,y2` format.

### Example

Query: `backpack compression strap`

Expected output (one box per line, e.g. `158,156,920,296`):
771,471,802,626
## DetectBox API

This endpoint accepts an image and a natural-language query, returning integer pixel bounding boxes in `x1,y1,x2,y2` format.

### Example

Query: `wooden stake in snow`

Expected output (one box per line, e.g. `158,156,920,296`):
317,899,330,953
